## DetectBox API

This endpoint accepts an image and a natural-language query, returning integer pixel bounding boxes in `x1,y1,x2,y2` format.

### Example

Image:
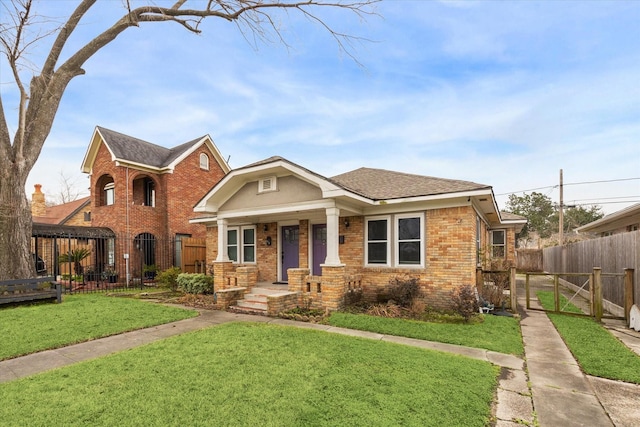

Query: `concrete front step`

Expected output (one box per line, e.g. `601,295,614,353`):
228,305,267,316
237,300,267,311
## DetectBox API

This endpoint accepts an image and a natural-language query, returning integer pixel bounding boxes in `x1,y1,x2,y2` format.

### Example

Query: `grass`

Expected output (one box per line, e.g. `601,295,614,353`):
0,293,197,360
0,322,499,427
537,291,640,384
328,311,524,356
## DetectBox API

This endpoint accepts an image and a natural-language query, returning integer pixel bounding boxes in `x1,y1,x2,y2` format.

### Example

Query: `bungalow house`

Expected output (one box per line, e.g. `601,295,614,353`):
193,156,526,313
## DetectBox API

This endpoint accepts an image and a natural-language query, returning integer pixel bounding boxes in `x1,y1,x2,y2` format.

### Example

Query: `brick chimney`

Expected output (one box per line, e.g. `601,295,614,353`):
31,184,46,217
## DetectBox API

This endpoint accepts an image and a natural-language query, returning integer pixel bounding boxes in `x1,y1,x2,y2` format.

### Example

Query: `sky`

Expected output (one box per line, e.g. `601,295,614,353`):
2,0,639,215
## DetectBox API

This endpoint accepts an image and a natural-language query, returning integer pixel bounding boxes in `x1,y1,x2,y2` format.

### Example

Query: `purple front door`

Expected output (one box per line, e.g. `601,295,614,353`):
312,224,327,276
281,225,299,282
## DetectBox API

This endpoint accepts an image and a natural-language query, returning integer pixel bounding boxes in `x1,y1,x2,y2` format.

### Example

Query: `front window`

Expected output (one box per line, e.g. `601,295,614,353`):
366,213,424,267
228,226,256,263
396,215,422,265
366,217,389,266
491,230,505,258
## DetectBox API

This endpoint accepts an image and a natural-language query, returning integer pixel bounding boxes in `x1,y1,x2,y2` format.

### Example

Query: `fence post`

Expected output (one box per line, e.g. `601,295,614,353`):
624,268,635,322
554,274,560,312
593,267,602,322
525,274,531,309
510,267,517,313
589,273,594,316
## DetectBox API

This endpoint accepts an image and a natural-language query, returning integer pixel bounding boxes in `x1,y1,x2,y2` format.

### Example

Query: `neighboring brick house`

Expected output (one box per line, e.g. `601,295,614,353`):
576,203,640,237
30,184,93,276
193,156,526,312
79,126,230,282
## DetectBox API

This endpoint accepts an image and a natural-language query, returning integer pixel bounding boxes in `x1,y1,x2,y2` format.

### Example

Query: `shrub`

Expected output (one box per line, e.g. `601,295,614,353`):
387,276,422,308
366,302,403,318
156,267,181,291
450,285,479,322
177,273,214,294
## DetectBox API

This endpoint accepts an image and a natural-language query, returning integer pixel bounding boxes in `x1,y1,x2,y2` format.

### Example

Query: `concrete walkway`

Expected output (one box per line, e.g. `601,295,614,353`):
518,275,640,427
2,293,639,426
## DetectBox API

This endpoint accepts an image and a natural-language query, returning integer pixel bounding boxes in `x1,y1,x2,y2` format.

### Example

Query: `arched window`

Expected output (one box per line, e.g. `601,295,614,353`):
199,153,209,170
96,175,115,206
133,175,156,207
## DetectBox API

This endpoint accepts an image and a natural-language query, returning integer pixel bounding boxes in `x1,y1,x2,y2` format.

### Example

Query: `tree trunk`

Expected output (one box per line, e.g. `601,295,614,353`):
0,165,34,280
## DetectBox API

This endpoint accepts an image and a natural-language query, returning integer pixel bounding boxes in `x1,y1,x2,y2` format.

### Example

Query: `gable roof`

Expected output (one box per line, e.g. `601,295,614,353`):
81,126,230,174
32,196,91,225
194,156,515,227
330,167,491,201
576,203,640,233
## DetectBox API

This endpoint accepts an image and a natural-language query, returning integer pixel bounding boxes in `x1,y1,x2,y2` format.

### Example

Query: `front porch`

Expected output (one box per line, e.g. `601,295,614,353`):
212,263,362,315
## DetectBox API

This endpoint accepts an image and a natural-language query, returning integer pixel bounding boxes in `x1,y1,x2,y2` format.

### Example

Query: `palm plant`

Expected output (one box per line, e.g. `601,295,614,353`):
58,248,91,276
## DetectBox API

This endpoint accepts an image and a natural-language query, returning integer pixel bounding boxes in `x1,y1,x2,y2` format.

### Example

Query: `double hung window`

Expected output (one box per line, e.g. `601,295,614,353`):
227,226,256,263
366,213,424,268
491,230,506,258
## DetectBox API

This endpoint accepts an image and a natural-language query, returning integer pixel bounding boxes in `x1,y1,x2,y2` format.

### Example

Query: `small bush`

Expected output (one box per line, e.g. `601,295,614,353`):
387,276,422,308
344,288,363,306
450,285,479,322
156,267,181,291
366,302,403,318
177,273,214,294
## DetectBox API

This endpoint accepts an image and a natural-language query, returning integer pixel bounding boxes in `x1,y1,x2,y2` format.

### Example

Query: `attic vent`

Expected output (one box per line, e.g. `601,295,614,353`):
258,176,277,193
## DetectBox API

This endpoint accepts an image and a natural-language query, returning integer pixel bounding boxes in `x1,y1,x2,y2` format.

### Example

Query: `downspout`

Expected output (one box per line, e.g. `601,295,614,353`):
125,167,130,286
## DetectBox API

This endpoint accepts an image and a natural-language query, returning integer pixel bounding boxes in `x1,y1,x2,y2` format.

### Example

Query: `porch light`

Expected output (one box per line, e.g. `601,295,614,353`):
265,236,272,246
263,224,268,232
344,219,350,228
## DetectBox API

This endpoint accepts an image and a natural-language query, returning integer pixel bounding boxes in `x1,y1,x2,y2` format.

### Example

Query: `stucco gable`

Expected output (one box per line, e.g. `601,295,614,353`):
221,175,323,211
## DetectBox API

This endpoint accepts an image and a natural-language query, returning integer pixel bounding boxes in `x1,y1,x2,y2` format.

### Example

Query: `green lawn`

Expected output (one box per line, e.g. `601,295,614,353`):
0,322,499,427
329,311,524,356
0,294,197,360
537,291,640,384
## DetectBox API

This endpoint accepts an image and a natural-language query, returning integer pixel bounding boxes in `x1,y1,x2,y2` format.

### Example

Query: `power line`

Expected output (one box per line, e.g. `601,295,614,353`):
496,177,640,197
564,177,640,186
568,195,640,202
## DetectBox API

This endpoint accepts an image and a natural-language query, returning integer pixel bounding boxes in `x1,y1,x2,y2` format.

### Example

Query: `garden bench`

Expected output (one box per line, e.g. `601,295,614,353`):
0,277,62,305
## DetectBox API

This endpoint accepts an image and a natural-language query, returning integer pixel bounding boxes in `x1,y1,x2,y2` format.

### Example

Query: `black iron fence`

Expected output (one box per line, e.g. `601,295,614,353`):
31,230,190,294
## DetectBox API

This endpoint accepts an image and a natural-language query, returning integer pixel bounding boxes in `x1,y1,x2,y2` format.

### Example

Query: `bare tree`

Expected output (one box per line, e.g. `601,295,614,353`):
0,0,378,280
53,170,87,205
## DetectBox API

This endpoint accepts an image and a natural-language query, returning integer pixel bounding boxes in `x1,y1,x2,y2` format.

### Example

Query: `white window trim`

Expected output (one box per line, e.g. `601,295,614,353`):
491,229,506,259
365,215,391,267
394,212,425,268
227,226,257,264
104,182,115,206
199,153,209,170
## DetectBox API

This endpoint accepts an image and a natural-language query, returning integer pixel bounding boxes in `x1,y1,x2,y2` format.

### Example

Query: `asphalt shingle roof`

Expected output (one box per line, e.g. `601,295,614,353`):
97,126,202,168
330,167,491,200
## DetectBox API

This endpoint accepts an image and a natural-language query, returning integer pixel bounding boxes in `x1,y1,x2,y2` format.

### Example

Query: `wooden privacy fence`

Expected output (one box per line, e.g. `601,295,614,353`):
543,230,639,308
181,238,207,273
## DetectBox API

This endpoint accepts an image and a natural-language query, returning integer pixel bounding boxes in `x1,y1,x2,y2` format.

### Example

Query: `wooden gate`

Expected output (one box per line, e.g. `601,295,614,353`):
181,238,207,273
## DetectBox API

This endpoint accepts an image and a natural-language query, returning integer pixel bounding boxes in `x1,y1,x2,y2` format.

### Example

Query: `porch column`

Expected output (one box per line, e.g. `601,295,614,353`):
324,207,342,266
216,219,230,262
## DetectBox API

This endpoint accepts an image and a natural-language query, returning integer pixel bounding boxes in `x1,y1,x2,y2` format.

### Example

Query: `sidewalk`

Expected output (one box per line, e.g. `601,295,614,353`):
519,275,640,427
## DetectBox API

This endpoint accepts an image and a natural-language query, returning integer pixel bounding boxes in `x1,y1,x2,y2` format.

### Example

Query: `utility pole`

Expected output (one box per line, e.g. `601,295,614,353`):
559,169,564,246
